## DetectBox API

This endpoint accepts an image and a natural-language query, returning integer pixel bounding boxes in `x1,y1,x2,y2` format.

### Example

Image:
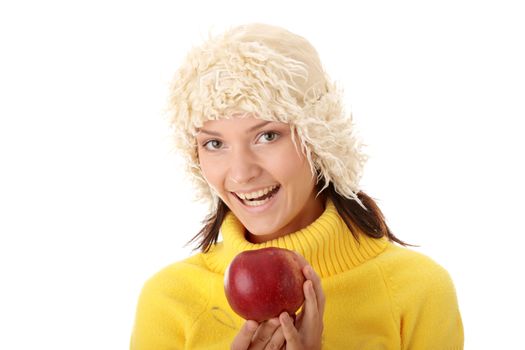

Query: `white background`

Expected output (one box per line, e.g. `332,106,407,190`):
1,0,523,348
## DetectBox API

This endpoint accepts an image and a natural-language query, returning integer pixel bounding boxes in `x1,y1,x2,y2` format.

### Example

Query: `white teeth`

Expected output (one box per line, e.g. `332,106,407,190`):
244,198,270,206
235,185,278,200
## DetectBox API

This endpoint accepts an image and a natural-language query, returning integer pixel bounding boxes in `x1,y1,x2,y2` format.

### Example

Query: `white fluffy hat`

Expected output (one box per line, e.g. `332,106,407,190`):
167,23,368,209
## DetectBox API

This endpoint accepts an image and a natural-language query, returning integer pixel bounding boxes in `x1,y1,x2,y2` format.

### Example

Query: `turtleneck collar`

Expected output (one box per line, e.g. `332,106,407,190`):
203,198,388,278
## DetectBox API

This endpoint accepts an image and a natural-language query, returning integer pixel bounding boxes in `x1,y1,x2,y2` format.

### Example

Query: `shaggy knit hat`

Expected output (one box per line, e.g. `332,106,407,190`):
167,23,368,210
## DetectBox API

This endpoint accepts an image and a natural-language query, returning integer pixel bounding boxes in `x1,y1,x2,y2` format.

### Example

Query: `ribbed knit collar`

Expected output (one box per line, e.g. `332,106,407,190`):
203,198,388,278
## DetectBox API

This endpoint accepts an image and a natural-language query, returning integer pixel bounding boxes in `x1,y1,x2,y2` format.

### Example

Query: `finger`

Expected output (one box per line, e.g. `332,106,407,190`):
301,279,322,334
303,265,326,316
279,312,301,348
288,280,324,348
263,326,285,350
231,320,258,350
292,251,309,269
292,252,324,313
250,318,281,350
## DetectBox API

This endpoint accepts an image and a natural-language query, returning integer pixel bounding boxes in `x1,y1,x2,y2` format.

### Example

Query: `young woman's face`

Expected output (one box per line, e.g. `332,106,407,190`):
196,115,325,243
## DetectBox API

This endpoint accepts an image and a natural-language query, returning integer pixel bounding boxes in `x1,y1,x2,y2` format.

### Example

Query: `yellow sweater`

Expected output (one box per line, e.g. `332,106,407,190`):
130,199,464,349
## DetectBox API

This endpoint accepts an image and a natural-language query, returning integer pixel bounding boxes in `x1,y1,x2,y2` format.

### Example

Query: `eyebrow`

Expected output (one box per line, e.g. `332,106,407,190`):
198,121,273,136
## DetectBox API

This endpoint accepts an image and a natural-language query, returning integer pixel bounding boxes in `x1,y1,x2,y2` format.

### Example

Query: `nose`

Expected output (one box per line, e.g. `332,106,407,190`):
228,146,261,186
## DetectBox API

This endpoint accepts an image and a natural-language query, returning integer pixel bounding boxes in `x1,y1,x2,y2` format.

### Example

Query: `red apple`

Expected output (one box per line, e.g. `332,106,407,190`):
224,247,306,322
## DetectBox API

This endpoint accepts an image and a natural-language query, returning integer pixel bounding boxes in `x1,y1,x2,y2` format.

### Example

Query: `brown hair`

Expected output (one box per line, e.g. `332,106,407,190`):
187,180,413,253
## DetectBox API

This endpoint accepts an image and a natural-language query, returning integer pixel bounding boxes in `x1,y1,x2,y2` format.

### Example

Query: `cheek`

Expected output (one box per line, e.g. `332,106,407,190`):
269,147,313,186
198,155,223,189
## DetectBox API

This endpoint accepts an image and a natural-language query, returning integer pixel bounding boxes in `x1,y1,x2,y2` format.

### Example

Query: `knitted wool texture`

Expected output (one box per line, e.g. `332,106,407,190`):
167,24,368,209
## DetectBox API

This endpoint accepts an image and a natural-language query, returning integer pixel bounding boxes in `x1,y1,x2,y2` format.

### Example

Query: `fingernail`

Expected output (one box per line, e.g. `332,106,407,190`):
280,312,290,322
269,317,280,326
305,265,313,277
246,321,257,332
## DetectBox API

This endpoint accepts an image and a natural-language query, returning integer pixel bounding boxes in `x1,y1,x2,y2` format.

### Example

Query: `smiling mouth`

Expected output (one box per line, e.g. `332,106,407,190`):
233,185,281,207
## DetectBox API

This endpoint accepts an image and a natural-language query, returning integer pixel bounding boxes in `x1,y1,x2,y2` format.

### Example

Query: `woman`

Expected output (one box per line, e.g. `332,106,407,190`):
130,24,464,349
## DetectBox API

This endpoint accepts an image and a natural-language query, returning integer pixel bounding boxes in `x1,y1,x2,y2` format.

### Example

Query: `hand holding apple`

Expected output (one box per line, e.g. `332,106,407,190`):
278,259,325,350
224,247,306,322
228,250,325,350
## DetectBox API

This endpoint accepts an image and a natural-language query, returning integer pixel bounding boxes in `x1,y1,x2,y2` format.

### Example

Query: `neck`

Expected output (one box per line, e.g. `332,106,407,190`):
245,193,326,244
203,198,389,278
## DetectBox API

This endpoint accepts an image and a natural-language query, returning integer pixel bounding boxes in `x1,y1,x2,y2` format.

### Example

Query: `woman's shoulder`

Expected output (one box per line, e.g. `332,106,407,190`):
376,243,452,278
150,252,208,277
374,242,459,305
139,252,213,301
373,243,464,345
131,252,217,347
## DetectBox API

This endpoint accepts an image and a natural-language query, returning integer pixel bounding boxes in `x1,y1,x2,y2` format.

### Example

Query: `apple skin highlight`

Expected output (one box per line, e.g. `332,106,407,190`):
224,247,306,322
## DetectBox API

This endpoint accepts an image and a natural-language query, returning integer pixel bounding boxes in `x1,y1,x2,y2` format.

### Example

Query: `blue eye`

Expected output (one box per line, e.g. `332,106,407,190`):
259,131,280,143
203,139,223,150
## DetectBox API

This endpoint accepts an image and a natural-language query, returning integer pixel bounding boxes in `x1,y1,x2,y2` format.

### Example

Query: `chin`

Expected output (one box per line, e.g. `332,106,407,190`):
244,224,282,241
244,223,275,236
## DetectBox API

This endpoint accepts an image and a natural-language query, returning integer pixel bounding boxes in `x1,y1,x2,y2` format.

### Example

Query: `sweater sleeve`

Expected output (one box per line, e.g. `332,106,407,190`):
383,247,464,349
130,259,209,350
